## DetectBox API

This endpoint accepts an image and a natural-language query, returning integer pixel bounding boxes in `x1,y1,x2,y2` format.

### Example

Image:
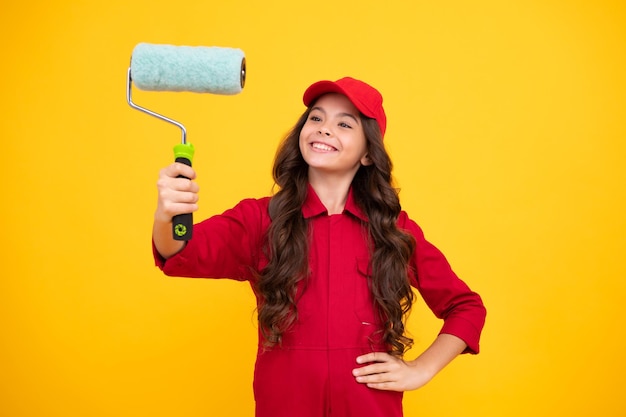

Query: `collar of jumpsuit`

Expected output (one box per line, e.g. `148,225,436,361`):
302,183,368,222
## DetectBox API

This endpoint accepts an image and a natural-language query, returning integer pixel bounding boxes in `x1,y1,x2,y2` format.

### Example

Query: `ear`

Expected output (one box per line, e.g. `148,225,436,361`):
360,153,373,166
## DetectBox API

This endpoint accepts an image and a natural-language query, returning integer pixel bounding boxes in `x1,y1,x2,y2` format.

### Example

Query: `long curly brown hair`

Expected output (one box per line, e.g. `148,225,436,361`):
256,106,416,357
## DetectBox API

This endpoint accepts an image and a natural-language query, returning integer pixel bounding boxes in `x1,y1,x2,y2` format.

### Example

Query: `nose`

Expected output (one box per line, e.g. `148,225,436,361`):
318,125,331,136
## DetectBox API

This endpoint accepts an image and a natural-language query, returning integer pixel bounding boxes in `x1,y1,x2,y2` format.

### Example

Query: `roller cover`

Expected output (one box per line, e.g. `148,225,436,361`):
130,43,245,94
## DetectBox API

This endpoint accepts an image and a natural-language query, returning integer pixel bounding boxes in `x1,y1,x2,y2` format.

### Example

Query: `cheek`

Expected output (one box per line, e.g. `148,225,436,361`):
298,131,310,159
298,131,306,150
298,126,311,152
354,133,369,155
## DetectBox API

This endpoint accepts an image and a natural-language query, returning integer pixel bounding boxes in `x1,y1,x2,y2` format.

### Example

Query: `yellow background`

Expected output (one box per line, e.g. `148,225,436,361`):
1,1,624,416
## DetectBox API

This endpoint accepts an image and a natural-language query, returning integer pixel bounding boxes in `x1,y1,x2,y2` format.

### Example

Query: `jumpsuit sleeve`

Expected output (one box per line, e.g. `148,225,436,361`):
152,197,269,281
398,212,486,354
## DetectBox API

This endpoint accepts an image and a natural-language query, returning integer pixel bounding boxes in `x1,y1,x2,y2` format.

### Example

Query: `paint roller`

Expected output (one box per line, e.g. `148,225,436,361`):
127,42,246,241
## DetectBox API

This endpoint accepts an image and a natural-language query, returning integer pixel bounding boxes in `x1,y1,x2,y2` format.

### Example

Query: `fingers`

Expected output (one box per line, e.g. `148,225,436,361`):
353,352,432,392
157,176,199,195
353,353,398,379
353,365,398,390
352,352,408,392
356,351,391,365
353,352,395,381
162,162,197,181
155,163,200,222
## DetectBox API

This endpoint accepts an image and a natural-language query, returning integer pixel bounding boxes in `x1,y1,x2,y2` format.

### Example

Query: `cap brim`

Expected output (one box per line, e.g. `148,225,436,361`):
303,80,346,106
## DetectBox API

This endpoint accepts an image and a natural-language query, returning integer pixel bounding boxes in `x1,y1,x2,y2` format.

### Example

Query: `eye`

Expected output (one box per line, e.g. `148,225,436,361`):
339,121,352,129
309,115,322,122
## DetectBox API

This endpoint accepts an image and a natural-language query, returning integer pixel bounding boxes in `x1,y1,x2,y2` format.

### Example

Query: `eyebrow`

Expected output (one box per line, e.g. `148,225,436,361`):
311,106,360,124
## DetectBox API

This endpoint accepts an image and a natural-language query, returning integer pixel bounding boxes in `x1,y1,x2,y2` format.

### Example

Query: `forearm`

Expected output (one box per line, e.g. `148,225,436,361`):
353,333,468,392
408,333,467,379
152,217,186,259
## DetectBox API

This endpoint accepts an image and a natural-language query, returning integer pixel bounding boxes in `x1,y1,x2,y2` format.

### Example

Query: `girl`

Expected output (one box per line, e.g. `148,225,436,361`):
152,77,486,417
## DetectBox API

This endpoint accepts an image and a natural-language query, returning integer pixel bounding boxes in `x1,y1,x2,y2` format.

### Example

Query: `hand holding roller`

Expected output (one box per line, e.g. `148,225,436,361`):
127,42,246,241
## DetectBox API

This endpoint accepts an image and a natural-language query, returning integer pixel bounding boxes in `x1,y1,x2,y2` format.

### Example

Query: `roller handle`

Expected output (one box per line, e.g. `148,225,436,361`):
172,143,195,241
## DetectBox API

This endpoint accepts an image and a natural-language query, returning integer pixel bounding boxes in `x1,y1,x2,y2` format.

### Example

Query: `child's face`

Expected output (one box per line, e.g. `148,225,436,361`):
299,93,371,181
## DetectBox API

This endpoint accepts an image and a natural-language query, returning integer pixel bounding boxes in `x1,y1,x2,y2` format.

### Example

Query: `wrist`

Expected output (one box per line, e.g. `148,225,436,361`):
407,357,438,381
154,210,173,225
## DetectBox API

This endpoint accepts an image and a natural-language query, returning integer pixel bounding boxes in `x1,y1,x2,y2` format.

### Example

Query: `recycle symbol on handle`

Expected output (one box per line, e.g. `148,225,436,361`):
174,224,187,237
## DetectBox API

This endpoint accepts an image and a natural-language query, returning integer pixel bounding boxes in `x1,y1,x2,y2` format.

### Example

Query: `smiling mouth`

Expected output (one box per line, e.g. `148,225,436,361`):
311,142,337,152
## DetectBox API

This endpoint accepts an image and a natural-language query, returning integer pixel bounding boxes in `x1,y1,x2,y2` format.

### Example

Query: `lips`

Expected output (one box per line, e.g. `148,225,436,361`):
311,142,337,152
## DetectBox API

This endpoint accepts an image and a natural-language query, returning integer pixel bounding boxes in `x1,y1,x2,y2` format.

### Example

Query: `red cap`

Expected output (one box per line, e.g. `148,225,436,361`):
303,77,387,137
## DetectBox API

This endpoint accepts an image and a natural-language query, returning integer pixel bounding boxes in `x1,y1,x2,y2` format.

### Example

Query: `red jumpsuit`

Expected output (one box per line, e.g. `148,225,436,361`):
154,185,486,416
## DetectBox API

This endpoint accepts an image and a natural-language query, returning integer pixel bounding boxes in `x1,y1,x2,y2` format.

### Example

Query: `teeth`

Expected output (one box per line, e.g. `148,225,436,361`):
312,142,335,151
